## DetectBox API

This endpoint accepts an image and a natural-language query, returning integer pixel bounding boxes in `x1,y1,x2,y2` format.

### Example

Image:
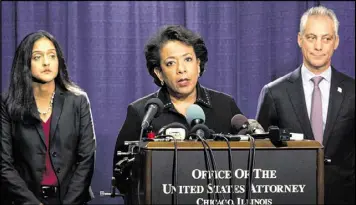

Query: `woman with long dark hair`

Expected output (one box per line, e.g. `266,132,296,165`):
1,30,96,205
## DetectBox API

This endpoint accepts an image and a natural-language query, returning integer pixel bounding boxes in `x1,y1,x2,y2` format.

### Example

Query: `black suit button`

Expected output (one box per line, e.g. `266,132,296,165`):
56,168,61,173
52,152,57,157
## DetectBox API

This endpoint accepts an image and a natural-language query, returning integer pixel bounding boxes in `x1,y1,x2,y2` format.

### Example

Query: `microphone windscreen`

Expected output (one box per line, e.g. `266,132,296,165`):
189,123,211,139
186,104,205,126
247,119,265,133
144,98,164,117
190,123,209,133
231,114,249,131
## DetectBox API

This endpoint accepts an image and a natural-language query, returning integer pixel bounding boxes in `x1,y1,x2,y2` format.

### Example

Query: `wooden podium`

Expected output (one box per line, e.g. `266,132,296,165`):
127,140,324,205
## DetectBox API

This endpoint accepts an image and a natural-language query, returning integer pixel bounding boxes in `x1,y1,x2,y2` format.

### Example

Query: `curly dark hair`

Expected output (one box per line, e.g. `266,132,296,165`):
144,25,208,87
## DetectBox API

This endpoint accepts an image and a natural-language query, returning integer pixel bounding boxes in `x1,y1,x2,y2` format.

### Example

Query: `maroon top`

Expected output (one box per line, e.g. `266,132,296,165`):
40,116,58,185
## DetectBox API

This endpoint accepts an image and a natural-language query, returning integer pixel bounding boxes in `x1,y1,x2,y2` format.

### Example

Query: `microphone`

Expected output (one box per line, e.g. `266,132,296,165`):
189,123,212,140
185,104,213,139
157,122,188,141
268,126,291,143
231,114,249,134
247,119,265,135
231,114,267,136
141,98,164,130
230,114,290,146
186,104,206,127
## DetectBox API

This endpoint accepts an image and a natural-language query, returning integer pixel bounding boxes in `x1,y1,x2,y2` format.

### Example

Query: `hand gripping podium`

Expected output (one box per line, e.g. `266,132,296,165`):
127,140,324,205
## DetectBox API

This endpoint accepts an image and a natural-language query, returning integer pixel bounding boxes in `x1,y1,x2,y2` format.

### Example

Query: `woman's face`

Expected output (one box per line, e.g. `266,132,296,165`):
31,37,59,84
154,40,200,98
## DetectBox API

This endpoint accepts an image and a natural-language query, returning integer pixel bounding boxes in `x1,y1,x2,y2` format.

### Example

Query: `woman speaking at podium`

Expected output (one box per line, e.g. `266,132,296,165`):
113,25,243,195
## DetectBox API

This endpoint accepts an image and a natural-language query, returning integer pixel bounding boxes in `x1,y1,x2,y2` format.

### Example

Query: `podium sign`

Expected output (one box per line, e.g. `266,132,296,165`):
129,140,323,205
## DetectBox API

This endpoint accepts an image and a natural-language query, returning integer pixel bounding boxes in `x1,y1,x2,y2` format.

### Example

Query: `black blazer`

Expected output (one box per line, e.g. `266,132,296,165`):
113,83,242,194
1,86,96,205
256,66,355,204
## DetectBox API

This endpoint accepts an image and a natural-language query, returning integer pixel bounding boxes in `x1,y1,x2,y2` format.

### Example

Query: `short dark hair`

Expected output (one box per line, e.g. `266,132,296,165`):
144,25,208,87
5,30,82,121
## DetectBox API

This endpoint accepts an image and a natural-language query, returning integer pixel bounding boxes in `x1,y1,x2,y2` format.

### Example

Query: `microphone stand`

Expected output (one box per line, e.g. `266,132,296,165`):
99,177,125,198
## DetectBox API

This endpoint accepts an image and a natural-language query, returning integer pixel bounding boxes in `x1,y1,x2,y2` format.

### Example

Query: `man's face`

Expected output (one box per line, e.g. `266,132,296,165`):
298,15,339,73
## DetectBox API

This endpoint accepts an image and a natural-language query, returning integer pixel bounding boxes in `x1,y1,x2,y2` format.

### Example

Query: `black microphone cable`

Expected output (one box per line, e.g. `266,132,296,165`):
172,136,178,205
189,133,216,201
213,134,238,204
213,134,234,203
244,135,256,205
204,139,221,201
200,132,230,202
192,133,228,202
203,138,229,202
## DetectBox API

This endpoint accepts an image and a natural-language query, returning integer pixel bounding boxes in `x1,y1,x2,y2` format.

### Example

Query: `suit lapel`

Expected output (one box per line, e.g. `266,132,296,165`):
34,122,47,148
287,67,314,139
49,87,65,147
323,68,344,146
31,101,47,148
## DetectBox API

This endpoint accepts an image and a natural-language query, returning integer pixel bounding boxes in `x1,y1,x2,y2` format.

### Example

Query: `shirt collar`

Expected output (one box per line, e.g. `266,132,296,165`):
155,83,213,109
301,63,332,84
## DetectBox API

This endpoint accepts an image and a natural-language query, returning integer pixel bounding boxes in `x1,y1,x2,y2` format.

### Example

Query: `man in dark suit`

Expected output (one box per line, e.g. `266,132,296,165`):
256,6,354,204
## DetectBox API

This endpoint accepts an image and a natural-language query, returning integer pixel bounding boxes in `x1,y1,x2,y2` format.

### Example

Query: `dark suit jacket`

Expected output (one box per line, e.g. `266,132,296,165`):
256,66,355,204
1,86,96,205
113,83,242,194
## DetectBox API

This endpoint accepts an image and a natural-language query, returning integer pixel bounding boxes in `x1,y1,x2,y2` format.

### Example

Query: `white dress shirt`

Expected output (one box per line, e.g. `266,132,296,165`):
301,64,331,133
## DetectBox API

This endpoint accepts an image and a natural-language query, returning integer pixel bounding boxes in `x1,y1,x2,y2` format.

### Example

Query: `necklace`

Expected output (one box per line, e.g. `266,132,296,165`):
38,92,55,115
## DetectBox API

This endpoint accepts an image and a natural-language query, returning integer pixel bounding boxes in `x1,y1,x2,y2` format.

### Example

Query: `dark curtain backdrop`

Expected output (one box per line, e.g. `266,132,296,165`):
1,1,354,204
